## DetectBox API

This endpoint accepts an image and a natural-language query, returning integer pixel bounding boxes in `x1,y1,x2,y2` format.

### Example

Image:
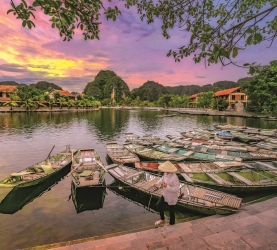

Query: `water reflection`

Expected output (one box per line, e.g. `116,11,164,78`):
0,165,70,214
86,109,130,140
70,182,106,214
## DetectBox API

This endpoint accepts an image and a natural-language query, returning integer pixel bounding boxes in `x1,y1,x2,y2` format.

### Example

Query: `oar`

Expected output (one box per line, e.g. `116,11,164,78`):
95,160,108,172
46,145,55,163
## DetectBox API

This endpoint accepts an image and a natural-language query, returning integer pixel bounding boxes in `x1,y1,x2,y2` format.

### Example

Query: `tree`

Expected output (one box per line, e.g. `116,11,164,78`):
3,94,19,110
242,60,277,116
197,92,214,109
213,97,229,111
8,0,277,71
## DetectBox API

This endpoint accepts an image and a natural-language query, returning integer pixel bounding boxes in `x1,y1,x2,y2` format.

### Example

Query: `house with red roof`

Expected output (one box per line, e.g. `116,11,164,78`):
189,87,248,109
214,87,248,109
0,85,17,103
48,89,75,100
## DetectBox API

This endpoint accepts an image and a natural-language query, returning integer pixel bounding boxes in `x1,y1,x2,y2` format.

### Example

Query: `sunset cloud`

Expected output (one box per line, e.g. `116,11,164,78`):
0,0,277,93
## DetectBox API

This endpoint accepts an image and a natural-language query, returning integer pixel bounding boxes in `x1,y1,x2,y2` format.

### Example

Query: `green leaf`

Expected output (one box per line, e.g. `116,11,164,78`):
7,9,14,14
27,20,32,29
249,66,256,75
232,47,238,58
22,20,27,27
254,33,263,43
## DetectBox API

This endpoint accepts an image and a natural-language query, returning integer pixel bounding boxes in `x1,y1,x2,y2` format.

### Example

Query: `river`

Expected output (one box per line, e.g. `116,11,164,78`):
0,108,276,249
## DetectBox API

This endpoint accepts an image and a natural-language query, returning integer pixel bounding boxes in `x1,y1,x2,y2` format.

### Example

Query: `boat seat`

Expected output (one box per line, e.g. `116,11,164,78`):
228,172,257,185
122,171,144,180
168,148,177,153
256,161,277,170
138,148,153,153
40,164,54,174
206,173,233,186
183,151,194,157
79,170,93,177
140,177,161,190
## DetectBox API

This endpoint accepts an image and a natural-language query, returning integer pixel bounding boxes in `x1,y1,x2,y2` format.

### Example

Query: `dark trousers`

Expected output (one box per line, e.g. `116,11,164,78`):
156,196,175,225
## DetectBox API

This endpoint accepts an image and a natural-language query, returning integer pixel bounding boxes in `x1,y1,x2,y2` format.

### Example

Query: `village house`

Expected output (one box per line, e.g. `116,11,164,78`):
214,87,248,109
0,85,17,103
48,89,75,100
189,87,248,109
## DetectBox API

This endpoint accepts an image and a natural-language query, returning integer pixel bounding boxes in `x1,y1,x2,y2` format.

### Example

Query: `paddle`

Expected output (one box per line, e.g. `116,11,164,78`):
95,160,108,172
46,145,55,163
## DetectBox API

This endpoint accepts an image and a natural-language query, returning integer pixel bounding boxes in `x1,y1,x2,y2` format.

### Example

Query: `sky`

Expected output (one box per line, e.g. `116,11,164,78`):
0,1,277,93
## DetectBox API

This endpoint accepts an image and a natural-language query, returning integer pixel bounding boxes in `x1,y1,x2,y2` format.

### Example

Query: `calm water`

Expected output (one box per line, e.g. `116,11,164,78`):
0,108,277,249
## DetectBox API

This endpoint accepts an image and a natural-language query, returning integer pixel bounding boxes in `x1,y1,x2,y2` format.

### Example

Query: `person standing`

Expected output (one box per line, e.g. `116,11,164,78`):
153,161,180,227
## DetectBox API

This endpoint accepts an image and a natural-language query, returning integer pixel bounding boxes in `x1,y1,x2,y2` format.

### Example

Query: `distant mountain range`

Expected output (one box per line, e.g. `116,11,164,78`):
0,81,62,90
0,74,253,102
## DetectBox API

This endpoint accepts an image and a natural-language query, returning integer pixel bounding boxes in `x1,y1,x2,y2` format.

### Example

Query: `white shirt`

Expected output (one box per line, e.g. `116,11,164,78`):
156,172,180,205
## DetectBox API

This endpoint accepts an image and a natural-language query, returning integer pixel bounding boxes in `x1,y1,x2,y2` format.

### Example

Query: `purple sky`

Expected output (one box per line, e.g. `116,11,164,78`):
0,1,276,93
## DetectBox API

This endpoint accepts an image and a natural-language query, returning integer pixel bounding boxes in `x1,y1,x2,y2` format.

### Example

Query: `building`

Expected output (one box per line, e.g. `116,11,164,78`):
0,85,17,103
214,87,248,109
48,89,75,100
189,87,248,109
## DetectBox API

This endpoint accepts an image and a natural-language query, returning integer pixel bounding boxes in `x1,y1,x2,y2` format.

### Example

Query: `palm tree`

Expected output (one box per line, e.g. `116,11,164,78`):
20,99,36,111
3,94,19,110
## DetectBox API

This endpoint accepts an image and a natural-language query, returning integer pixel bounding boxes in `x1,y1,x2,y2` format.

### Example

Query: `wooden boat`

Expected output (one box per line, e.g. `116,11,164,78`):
214,124,247,131
184,167,277,194
0,165,70,214
134,161,277,194
214,130,235,140
154,145,242,162
189,145,277,161
0,148,74,188
180,131,211,140
105,164,242,215
157,114,177,118
106,142,140,165
256,142,277,151
124,143,189,162
71,149,106,188
259,129,277,137
229,130,262,143
125,133,153,146
71,182,106,214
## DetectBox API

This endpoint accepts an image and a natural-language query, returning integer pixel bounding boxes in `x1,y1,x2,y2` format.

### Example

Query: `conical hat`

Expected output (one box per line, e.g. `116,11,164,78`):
158,161,177,172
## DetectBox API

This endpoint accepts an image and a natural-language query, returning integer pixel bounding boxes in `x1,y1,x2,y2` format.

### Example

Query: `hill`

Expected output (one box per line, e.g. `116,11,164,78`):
30,81,62,90
131,81,169,102
83,70,130,102
0,81,20,86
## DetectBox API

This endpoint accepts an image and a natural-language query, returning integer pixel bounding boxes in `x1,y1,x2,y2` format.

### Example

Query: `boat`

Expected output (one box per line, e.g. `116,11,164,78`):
180,131,211,140
71,148,106,188
106,142,140,165
214,130,235,140
189,145,277,161
0,147,74,188
125,133,153,146
229,130,262,143
134,161,277,194
124,143,189,162
70,181,106,213
255,142,277,151
0,165,70,214
157,114,177,118
259,129,277,137
154,145,242,162
214,124,247,131
105,164,242,215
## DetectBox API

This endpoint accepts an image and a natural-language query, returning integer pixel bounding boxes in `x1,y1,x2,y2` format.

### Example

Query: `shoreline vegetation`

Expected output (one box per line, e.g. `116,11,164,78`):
0,106,272,119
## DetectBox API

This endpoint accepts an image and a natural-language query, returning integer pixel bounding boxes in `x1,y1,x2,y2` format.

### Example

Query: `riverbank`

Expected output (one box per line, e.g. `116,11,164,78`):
27,194,277,250
1,106,271,119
